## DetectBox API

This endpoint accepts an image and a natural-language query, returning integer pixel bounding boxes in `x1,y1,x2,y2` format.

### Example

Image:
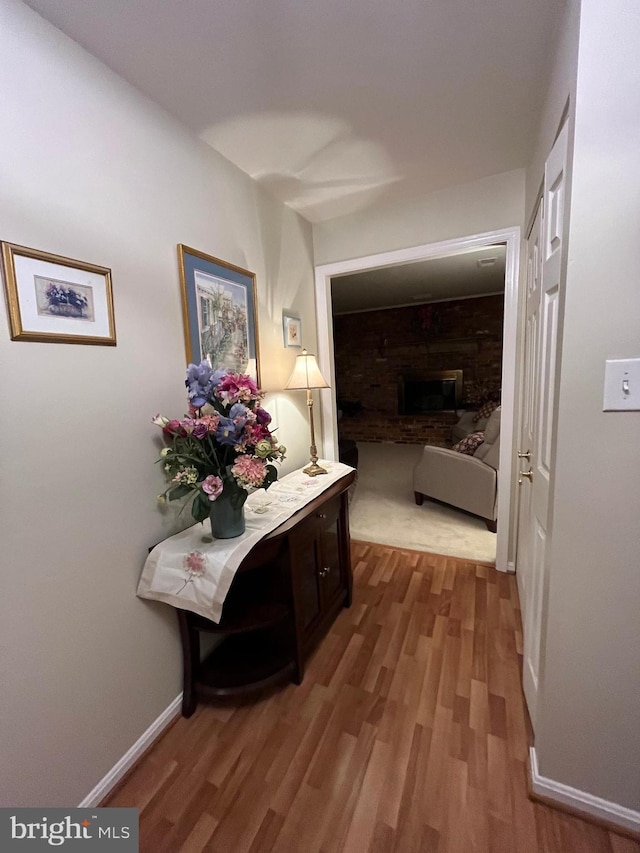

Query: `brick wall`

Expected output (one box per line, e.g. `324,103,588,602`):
334,294,503,446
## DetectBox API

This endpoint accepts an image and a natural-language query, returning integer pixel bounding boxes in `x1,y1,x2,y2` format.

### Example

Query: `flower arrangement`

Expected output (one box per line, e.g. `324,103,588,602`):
153,361,286,524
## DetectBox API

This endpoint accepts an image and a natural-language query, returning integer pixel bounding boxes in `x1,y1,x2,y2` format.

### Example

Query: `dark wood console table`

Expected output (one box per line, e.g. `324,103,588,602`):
177,469,355,716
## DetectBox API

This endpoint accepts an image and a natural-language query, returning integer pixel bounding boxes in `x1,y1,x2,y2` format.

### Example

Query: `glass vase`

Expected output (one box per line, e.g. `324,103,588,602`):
209,482,246,539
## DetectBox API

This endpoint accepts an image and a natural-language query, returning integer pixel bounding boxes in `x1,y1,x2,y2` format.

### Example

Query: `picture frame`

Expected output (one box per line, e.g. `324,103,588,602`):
282,312,302,349
1,242,116,345
177,245,260,385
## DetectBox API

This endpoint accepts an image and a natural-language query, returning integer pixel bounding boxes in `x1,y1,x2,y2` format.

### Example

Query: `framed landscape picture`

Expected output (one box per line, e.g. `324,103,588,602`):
1,242,116,345
282,312,302,348
177,245,260,384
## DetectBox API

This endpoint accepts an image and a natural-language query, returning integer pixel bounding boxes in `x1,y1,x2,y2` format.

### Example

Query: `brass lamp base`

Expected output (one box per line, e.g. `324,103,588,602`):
303,460,327,477
302,391,327,477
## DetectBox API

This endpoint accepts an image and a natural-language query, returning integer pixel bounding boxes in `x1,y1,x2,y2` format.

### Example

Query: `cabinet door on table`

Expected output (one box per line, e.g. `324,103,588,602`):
318,496,346,606
291,520,324,636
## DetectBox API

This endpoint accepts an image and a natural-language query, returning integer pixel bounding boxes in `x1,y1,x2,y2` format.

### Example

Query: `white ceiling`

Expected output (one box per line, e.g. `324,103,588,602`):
331,246,506,314
24,0,561,222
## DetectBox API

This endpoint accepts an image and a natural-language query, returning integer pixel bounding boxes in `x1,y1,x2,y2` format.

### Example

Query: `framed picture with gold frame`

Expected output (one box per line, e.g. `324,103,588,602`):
1,242,116,345
177,244,260,384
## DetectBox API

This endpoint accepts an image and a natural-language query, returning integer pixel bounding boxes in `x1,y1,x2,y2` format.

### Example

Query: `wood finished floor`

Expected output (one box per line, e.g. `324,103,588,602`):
107,542,639,852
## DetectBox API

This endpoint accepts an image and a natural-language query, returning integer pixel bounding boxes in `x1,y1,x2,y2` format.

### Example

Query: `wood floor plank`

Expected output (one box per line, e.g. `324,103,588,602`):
179,812,219,853
317,721,377,853
104,544,639,853
267,699,334,815
611,837,640,853
246,808,284,853
340,737,391,853
376,700,419,829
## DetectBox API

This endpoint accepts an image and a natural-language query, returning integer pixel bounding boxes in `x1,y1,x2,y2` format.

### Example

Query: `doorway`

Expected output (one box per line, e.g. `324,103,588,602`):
314,227,521,573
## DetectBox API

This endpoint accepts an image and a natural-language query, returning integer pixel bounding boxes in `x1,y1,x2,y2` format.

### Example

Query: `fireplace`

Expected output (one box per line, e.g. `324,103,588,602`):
398,370,463,414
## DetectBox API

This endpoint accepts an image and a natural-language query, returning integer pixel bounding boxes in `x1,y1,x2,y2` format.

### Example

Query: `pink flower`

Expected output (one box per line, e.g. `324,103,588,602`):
245,423,272,444
231,454,267,489
202,475,224,501
217,373,261,405
198,414,220,433
183,551,206,577
161,418,187,438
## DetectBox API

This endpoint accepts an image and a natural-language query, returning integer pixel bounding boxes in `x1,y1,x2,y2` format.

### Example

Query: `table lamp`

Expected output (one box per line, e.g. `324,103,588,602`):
285,349,330,476
244,357,258,383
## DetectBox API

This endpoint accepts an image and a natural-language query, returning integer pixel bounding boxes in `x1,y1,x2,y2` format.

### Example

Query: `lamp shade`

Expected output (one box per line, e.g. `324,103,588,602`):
244,357,257,381
285,349,329,390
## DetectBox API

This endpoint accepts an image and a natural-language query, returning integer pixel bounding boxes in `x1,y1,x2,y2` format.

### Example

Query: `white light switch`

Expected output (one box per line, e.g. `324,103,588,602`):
603,358,640,411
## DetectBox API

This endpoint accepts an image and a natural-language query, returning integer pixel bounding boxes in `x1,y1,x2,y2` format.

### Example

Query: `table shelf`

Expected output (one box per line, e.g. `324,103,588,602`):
189,601,291,636
188,565,292,636
196,629,295,698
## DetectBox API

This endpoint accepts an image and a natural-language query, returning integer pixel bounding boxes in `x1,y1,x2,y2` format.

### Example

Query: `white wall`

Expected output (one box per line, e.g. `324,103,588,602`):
312,168,525,265
534,0,640,811
0,0,315,807
524,0,580,223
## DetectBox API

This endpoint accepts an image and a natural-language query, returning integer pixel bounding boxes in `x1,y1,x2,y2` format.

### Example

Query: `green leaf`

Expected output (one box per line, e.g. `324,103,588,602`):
191,492,210,523
263,465,278,489
230,489,248,510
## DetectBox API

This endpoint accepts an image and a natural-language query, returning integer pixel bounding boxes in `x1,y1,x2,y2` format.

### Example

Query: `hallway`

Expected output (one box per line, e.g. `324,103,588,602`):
106,542,637,852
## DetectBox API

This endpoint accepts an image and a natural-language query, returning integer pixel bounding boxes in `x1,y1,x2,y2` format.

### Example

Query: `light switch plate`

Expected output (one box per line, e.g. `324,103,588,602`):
603,358,640,411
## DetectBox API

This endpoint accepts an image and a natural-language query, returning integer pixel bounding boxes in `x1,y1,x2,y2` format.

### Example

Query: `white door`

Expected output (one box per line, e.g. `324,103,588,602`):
518,121,569,728
516,201,542,631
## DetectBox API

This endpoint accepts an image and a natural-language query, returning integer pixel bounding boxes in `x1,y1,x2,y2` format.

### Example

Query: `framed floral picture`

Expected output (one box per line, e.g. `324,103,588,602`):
282,312,302,348
178,245,260,385
1,242,116,345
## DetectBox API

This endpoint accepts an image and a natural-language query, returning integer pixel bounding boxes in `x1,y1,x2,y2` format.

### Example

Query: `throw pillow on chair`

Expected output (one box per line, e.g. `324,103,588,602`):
452,431,485,455
472,400,499,423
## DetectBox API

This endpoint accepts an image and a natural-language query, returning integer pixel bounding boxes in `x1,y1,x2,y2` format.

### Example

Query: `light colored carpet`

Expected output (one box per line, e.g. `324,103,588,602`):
349,441,497,563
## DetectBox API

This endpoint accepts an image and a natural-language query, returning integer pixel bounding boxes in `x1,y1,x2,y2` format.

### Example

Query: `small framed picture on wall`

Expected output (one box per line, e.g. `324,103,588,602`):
282,312,302,348
1,242,116,345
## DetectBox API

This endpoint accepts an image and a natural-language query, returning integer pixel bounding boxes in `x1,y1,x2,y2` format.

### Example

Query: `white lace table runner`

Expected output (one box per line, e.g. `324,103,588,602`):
136,462,354,623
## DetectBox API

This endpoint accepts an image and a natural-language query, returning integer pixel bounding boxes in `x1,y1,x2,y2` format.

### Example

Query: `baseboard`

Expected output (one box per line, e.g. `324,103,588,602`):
78,693,182,807
528,747,640,839
506,560,516,574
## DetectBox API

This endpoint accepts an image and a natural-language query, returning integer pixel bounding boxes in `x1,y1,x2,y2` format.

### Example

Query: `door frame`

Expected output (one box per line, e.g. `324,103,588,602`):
314,226,521,574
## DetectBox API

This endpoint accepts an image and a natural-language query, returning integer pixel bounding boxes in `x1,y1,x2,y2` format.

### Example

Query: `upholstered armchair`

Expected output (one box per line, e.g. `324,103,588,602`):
451,401,499,443
413,407,501,531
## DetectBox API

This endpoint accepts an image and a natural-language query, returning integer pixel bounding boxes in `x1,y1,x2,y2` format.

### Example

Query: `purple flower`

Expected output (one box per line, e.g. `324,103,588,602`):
215,416,241,446
255,407,272,426
229,402,248,420
192,422,208,439
185,362,226,408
